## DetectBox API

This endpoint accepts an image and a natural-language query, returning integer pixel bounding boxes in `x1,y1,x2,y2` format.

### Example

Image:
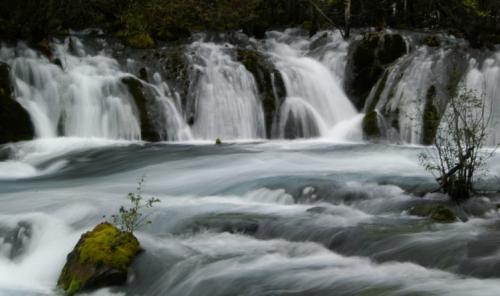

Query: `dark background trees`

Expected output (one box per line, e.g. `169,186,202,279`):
0,0,498,47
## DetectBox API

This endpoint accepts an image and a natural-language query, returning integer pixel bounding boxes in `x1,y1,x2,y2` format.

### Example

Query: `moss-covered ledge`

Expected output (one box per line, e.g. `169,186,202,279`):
57,223,141,295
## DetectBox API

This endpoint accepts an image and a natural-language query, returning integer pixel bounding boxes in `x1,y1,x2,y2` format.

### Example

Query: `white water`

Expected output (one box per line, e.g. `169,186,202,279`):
464,51,500,146
0,140,500,295
1,39,141,140
187,41,266,140
367,44,453,143
266,30,360,140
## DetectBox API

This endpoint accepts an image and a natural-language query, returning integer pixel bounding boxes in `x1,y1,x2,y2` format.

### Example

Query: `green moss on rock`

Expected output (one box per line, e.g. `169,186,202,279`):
362,110,381,140
58,223,141,295
430,206,457,223
408,203,457,223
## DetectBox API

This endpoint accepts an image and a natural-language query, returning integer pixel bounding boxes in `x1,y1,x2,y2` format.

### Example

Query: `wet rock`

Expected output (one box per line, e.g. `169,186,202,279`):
346,32,408,111
422,85,440,145
0,221,32,259
57,223,141,295
235,48,286,138
121,77,161,141
362,110,381,140
306,207,328,214
0,62,34,144
430,206,457,223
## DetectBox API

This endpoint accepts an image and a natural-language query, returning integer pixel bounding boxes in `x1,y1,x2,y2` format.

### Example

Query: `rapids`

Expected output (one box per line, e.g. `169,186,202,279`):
0,140,499,296
1,29,500,296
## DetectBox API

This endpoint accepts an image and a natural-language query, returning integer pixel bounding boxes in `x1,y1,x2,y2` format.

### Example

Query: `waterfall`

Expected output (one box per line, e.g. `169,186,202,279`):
365,40,465,144
187,41,266,140
1,39,142,140
463,51,500,146
266,30,360,140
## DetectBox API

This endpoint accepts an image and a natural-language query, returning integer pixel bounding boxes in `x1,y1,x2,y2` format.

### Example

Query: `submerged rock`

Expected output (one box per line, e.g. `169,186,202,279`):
0,62,34,144
408,203,457,223
430,206,457,223
57,223,141,295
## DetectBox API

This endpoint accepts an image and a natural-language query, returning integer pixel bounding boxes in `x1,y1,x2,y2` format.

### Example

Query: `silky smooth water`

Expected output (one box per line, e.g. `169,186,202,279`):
0,139,499,296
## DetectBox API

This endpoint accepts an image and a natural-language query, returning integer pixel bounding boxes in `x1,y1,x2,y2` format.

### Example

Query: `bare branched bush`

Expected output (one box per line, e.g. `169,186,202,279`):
419,89,495,201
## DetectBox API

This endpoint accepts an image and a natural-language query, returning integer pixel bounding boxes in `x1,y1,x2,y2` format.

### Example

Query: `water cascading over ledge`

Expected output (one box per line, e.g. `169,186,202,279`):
186,41,266,140
266,30,360,140
1,31,364,143
1,39,142,140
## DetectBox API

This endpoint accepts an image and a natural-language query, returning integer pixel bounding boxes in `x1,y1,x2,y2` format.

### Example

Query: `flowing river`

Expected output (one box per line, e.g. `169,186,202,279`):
1,29,500,296
0,139,500,296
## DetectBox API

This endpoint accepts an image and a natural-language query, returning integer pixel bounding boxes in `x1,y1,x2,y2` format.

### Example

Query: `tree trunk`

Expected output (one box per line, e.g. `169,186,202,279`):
344,0,351,39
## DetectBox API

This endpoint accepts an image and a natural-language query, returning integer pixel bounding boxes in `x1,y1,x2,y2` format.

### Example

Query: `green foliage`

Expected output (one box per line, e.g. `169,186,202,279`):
419,88,495,201
126,33,154,49
111,177,160,233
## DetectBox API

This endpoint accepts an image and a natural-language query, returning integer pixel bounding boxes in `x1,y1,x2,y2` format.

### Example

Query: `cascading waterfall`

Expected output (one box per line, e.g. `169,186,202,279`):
1,39,142,140
187,41,266,140
148,72,193,141
464,51,500,146
266,30,360,140
365,40,465,144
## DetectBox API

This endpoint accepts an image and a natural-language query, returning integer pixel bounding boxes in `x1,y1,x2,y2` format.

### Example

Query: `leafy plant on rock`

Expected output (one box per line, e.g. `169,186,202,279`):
110,177,160,233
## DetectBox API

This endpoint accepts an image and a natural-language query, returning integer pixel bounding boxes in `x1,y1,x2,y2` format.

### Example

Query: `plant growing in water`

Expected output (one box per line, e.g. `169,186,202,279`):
419,88,496,202
110,177,160,233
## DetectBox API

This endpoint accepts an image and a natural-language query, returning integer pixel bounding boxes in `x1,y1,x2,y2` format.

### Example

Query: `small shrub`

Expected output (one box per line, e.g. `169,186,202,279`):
110,177,160,233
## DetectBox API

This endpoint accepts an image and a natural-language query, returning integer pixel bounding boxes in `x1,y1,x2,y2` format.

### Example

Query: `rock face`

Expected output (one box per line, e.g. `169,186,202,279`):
57,223,141,295
362,110,381,141
346,32,407,111
121,77,161,141
0,62,34,144
235,48,287,138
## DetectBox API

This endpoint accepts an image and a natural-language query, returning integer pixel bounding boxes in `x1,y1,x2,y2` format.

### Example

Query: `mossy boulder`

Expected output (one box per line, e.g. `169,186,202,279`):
408,203,457,223
58,223,141,295
0,62,34,144
346,32,408,110
121,77,160,141
430,206,457,223
362,110,381,140
235,48,286,138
